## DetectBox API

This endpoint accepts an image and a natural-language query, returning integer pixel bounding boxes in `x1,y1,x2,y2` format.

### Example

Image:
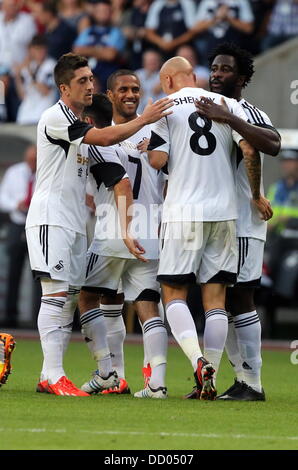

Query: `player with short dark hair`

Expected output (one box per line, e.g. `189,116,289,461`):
26,53,173,396
107,70,167,395
80,83,168,398
191,42,280,401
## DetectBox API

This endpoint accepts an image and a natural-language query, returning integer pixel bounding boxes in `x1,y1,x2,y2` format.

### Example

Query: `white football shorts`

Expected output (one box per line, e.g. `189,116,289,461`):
236,237,265,286
157,220,237,285
82,244,160,302
26,225,87,286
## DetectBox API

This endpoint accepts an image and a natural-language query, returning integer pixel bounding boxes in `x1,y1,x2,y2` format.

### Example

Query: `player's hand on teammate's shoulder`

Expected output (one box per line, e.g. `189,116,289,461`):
137,138,150,153
195,97,230,123
123,236,148,263
252,195,273,221
140,97,173,125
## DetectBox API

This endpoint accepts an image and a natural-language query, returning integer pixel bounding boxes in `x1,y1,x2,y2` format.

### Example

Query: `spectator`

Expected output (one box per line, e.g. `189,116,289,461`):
73,0,126,91
176,44,209,88
110,0,132,27
22,0,47,34
243,0,274,55
144,0,197,60
0,144,38,328
0,0,37,120
122,0,152,70
135,49,164,111
0,0,37,72
191,0,254,66
33,0,77,60
261,0,298,52
14,35,56,125
267,149,298,234
58,0,91,33
265,149,298,298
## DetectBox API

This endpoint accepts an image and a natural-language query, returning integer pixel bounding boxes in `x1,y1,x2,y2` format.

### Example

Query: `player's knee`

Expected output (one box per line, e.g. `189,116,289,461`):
78,287,101,313
201,283,226,311
41,278,68,296
101,292,124,305
227,287,255,316
66,286,81,312
135,289,160,303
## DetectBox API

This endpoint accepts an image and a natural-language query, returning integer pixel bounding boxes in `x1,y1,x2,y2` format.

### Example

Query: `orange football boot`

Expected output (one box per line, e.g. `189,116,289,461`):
142,363,152,388
36,380,49,393
0,333,16,386
47,376,90,396
101,378,131,395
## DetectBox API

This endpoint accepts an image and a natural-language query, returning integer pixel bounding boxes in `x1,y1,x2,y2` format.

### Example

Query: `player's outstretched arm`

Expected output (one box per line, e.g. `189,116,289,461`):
239,140,273,221
83,97,173,147
113,177,148,262
196,97,281,156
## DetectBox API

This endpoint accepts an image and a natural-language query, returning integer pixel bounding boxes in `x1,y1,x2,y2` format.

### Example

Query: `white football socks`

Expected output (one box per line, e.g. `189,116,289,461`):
61,287,80,353
166,300,202,371
81,308,112,378
224,314,245,382
38,296,66,384
101,303,126,379
233,311,262,392
142,317,167,389
203,308,228,379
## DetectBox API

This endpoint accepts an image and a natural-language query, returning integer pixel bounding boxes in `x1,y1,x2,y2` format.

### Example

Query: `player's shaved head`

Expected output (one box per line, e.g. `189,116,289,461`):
160,57,192,78
159,56,196,94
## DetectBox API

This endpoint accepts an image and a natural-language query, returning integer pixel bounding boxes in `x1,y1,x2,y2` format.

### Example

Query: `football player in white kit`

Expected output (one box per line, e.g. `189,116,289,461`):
25,53,173,396
194,42,280,401
79,90,168,398
91,70,166,395
148,56,271,400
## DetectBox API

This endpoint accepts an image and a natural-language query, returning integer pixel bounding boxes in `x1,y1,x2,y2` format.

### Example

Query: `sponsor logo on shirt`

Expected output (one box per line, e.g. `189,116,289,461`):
77,154,89,165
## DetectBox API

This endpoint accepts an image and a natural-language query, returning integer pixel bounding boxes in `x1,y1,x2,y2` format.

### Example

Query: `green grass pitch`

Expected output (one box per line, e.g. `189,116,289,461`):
0,338,297,450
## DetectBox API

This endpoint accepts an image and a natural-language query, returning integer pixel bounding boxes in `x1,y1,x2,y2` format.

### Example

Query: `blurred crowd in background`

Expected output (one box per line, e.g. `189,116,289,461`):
1,0,298,123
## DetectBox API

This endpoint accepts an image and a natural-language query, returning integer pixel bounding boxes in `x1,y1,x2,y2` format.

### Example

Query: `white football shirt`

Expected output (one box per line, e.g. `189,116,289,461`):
26,100,93,235
149,87,249,222
112,121,165,207
85,140,161,259
234,99,277,241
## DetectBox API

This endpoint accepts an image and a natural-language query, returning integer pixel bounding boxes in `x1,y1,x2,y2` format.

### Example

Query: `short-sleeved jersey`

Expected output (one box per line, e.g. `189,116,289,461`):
234,99,278,241
112,121,166,207
25,100,93,235
148,87,248,222
85,139,161,259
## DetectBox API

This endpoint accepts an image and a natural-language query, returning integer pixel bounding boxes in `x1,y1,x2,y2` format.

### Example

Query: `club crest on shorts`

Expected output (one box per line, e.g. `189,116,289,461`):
53,260,64,272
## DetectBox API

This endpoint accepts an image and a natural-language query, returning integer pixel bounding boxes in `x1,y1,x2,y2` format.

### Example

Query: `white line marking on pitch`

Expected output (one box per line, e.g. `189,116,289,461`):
0,428,297,441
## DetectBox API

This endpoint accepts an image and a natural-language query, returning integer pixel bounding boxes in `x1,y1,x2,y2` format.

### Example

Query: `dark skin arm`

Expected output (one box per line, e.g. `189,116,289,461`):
239,140,273,221
196,97,281,156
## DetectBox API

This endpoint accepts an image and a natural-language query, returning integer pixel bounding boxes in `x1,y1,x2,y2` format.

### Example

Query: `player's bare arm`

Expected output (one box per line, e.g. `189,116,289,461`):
239,140,273,221
113,177,148,262
196,97,281,156
83,98,173,147
148,150,168,170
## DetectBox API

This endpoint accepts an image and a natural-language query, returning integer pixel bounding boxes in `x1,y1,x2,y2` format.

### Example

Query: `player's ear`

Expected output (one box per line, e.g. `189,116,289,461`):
237,75,246,88
59,83,70,97
106,89,113,102
166,75,173,90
